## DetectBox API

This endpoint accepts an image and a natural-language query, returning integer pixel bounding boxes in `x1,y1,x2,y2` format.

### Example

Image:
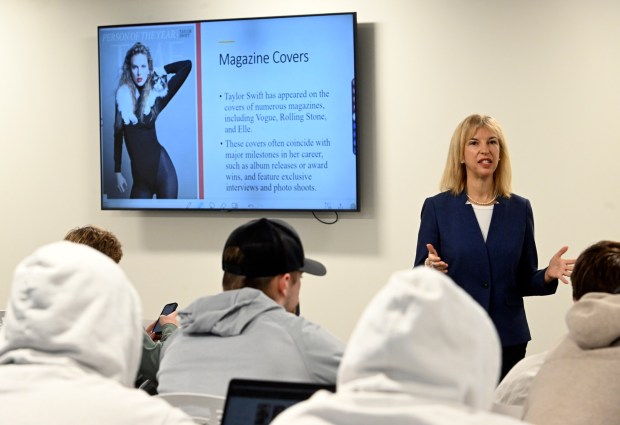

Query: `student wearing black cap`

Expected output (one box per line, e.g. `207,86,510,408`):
156,218,344,401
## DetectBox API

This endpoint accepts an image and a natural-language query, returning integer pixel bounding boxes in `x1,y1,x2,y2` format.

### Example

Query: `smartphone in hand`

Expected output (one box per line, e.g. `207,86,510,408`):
152,302,178,334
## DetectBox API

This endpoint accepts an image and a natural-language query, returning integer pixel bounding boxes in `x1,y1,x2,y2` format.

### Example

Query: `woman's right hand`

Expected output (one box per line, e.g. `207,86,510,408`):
425,243,448,273
115,172,128,193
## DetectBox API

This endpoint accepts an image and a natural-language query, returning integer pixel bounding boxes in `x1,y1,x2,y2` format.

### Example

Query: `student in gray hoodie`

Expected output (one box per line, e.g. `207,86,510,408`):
157,218,344,402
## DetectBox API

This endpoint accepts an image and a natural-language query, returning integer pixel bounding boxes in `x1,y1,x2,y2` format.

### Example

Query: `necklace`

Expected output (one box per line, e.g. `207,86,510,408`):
467,193,497,206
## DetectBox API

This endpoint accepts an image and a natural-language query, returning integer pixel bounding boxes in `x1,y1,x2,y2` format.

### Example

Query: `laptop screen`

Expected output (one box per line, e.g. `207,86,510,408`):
221,379,335,425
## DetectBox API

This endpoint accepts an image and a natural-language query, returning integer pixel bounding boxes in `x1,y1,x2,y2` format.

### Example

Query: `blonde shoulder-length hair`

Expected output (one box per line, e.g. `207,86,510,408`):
439,114,512,198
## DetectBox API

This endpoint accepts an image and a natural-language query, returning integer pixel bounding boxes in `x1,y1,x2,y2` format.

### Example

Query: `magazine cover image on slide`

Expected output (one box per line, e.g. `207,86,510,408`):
99,23,199,209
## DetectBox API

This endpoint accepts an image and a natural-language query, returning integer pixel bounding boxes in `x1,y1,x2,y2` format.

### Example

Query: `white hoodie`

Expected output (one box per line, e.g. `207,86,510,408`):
271,268,531,425
0,241,194,425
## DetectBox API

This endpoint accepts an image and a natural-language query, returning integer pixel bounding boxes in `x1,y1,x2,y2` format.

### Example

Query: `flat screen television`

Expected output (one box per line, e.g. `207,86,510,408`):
98,12,358,211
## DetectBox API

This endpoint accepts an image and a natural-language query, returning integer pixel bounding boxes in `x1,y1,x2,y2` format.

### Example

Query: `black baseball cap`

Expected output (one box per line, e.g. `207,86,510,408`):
222,218,326,278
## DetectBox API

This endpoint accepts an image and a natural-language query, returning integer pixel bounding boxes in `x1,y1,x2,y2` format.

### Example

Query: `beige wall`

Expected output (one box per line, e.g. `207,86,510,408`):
1,0,619,356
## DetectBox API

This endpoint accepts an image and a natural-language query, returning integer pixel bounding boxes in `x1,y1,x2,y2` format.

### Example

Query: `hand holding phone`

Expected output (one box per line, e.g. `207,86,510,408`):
152,302,178,334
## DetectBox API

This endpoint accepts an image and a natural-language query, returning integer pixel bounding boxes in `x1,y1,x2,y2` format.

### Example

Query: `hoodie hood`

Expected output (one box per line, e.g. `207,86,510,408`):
566,292,620,349
337,268,501,410
179,287,282,336
0,241,143,387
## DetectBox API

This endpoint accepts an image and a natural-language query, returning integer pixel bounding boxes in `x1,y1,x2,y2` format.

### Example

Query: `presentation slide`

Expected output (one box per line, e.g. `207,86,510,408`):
99,13,358,211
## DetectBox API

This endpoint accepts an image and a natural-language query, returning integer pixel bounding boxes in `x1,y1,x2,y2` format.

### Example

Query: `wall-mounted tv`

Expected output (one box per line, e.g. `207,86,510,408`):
98,12,358,211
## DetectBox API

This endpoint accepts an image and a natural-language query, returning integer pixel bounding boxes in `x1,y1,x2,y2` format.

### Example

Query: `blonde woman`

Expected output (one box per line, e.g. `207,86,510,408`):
114,42,192,199
413,114,575,378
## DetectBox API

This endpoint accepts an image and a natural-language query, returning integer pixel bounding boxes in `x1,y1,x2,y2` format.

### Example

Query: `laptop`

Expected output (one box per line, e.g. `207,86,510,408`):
220,378,336,425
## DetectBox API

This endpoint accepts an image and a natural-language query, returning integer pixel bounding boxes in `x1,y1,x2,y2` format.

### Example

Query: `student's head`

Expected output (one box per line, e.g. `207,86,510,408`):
121,42,153,88
440,114,512,198
221,218,326,313
0,242,143,387
572,240,620,301
64,225,123,263
338,268,501,409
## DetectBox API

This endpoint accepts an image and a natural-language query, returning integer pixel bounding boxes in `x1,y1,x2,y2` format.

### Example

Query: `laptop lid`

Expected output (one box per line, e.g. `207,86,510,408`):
221,378,335,425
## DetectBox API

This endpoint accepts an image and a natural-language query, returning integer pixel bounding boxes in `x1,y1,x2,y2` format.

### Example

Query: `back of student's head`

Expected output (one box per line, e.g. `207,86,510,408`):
221,218,326,291
222,246,273,292
64,225,123,263
0,241,196,425
0,241,142,386
572,240,620,300
338,268,501,411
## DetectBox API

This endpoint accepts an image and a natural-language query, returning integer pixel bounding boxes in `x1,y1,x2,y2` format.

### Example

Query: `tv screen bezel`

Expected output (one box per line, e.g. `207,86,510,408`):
98,12,360,213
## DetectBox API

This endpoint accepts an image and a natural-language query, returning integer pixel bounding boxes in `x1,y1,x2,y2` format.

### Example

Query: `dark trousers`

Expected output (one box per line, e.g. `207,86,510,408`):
501,342,527,381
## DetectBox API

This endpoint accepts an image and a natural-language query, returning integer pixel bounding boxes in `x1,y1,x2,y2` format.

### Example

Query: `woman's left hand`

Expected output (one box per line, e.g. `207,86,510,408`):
545,246,576,284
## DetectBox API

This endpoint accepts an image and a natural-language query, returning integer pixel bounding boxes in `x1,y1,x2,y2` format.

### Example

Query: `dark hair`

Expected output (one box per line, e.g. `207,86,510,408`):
222,272,244,291
64,225,123,264
572,240,620,300
221,246,274,292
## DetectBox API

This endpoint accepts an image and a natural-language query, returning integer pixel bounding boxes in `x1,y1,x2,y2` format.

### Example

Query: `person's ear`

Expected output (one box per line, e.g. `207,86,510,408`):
276,273,292,297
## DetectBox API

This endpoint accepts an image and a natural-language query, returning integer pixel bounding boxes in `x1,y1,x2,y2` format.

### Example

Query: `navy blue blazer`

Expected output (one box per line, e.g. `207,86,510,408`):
414,191,558,347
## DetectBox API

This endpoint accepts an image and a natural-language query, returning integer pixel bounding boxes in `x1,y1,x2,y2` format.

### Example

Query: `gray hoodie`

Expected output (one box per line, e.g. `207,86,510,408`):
158,287,344,398
0,241,194,425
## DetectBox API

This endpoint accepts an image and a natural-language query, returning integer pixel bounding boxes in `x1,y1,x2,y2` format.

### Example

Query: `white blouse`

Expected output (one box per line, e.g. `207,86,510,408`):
468,202,495,242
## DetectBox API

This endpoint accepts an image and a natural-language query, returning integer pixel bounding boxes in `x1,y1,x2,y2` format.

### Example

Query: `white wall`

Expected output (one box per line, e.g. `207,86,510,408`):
1,0,619,356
